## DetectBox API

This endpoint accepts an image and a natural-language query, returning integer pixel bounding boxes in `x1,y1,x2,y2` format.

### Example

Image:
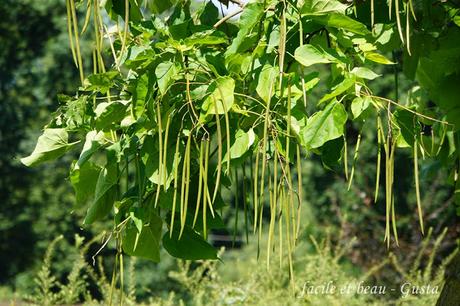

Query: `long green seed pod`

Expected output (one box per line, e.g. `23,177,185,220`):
66,0,78,68
215,85,231,179
69,0,84,83
284,187,295,289
81,0,92,34
253,147,260,233
162,115,171,192
267,151,276,268
179,134,191,238
406,4,411,56
242,163,249,243
297,8,308,108
295,145,302,243
212,101,223,204
414,139,425,235
119,0,130,65
170,135,181,237
94,0,105,72
119,251,124,306
395,0,405,45
390,140,398,246
154,103,163,207
347,131,362,190
384,134,391,247
371,0,375,27
193,140,204,227
203,138,211,239
375,115,383,203
233,169,239,248
278,193,283,268
259,75,275,230
278,0,286,90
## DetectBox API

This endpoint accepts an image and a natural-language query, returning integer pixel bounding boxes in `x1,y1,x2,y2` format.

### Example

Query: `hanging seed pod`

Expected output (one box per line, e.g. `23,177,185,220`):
203,137,211,239
347,130,362,190
253,146,260,233
414,138,425,235
295,145,302,243
193,139,205,228
163,115,171,192
267,148,277,268
154,103,164,207
179,133,192,238
375,115,384,203
170,135,181,237
66,0,78,69
212,102,223,204
232,168,240,248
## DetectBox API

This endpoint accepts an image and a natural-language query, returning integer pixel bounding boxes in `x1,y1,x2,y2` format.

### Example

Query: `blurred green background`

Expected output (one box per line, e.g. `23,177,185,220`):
1,0,459,304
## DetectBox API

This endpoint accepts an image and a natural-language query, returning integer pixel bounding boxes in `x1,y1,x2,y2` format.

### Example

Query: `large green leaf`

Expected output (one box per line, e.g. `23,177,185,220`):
94,101,128,130
148,0,174,14
83,158,118,225
416,28,460,130
301,0,348,15
155,61,180,95
21,129,78,167
77,131,106,168
201,77,235,115
351,96,371,119
294,45,337,67
394,108,419,148
70,162,101,207
319,77,355,104
301,101,348,149
225,2,264,55
224,128,256,161
132,73,152,118
364,52,394,65
163,226,218,260
321,137,344,171
351,67,381,80
311,13,370,35
122,212,162,262
105,0,143,22
256,65,278,104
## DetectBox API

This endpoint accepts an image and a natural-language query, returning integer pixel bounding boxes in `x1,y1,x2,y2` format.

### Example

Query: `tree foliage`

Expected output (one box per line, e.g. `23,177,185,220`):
21,0,460,267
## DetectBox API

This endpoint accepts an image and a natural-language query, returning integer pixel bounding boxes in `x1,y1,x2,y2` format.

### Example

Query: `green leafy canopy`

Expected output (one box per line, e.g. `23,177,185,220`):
20,0,459,262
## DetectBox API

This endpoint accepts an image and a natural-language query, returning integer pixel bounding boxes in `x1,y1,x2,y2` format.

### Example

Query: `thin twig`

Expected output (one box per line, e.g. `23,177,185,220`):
214,7,244,28
365,94,452,125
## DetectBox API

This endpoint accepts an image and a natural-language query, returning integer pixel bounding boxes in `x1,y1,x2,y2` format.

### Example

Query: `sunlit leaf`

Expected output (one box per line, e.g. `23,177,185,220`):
21,129,79,167
294,45,338,67
256,65,278,103
155,61,180,95
94,101,129,130
301,101,348,149
364,52,395,65
301,0,348,15
351,67,381,80
201,77,235,115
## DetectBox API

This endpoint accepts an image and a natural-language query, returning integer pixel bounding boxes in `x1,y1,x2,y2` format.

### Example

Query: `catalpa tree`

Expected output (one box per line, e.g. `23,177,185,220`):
20,0,460,299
